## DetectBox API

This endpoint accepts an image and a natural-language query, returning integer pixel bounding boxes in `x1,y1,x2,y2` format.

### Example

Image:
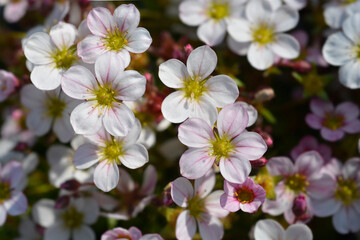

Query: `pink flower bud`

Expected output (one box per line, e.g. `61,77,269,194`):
60,179,81,191
55,195,70,209
251,157,268,168
292,194,307,217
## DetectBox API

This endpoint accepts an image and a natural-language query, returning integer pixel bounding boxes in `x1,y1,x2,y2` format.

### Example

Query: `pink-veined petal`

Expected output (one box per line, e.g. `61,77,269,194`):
266,156,294,176
87,7,116,37
114,4,140,33
194,170,216,199
219,157,251,184
233,132,267,160
171,177,194,207
178,118,213,148
77,35,107,64
175,210,196,240
114,70,146,101
254,219,285,240
94,52,125,86
217,102,249,138
120,144,148,169
125,27,152,53
187,45,217,80
180,148,215,180
49,21,77,49
94,160,119,192
204,75,239,108
70,101,103,135
4,191,27,216
158,59,188,89
103,104,135,137
198,217,224,240
23,32,54,65
73,143,99,170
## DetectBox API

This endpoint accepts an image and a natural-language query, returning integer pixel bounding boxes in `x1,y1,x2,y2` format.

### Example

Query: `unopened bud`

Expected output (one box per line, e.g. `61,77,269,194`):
60,179,81,191
292,194,307,217
251,157,268,168
162,184,173,206
254,87,275,102
55,195,70,209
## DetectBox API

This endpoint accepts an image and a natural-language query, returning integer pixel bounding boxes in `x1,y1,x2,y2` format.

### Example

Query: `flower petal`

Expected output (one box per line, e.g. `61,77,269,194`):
338,60,360,89
322,32,355,66
219,157,251,184
227,36,251,55
94,52,125,86
73,143,99,169
320,128,345,142
70,101,103,135
312,198,341,217
180,148,215,180
114,4,140,33
26,109,52,136
266,156,294,176
194,170,216,199
44,223,71,240
114,70,146,101
94,161,119,192
247,43,275,70
1,161,23,188
159,59,189,89
171,177,194,207
141,165,157,196
4,191,27,216
125,27,152,53
294,151,324,177
204,75,239,108
32,199,56,228
186,45,217,80
227,18,253,42
217,102,249,138
220,193,240,212
178,118,213,148
342,13,360,43
73,225,96,240
161,91,190,123
77,35,107,64
188,95,218,127
179,0,207,26
198,217,224,240
285,224,313,240
271,34,300,59
335,102,360,121
175,210,196,240
30,64,61,91
204,190,229,218
103,104,135,137
87,7,116,37
246,0,273,23
305,114,323,129
272,6,299,32
254,219,285,240
233,132,268,160
49,21,77,49
23,32,54,65
197,20,226,46
120,144,148,169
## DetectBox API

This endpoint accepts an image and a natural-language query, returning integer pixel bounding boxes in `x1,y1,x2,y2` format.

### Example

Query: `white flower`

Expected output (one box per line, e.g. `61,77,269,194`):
322,13,360,89
0,0,28,23
73,120,149,192
159,45,239,125
62,53,146,136
23,21,80,90
227,0,300,70
32,197,99,240
77,4,152,66
20,85,79,143
323,0,360,29
15,217,41,240
254,219,313,240
46,136,93,188
179,0,247,46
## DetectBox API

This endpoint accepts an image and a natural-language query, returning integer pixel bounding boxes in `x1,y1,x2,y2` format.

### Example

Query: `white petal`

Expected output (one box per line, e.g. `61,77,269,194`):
73,225,95,240
70,101,103,135
30,64,62,91
204,75,239,108
179,0,207,26
272,6,299,32
53,117,74,143
114,70,146,101
312,198,341,217
322,32,355,66
77,35,107,64
198,217,224,240
20,84,46,110
120,144,148,169
233,132,267,160
114,4,140,33
188,95,218,127
187,45,217,80
246,0,273,23
159,59,188,89
94,161,119,192
31,199,56,228
332,207,349,234
175,210,196,240
194,170,216,199
73,143,99,169
161,91,190,123
180,148,215,180
247,43,275,70
254,219,285,240
178,118,213,148
227,18,253,42
271,34,300,59
24,32,54,65
0,206,6,226
103,104,135,137
44,223,71,240
219,157,251,184
204,191,229,218
87,7,116,37
285,224,313,240
338,61,360,89
217,102,249,138
61,65,97,99
125,27,152,53
197,20,227,46
81,198,99,224
171,177,194,207
324,5,347,29
342,13,360,43
94,52,125,86
227,36,250,56
49,21,77,49
26,109,52,136
4,191,27,216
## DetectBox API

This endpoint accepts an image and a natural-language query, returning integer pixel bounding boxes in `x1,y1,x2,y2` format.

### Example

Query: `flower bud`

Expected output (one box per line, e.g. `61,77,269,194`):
55,195,70,209
292,194,307,217
251,157,268,168
60,179,81,191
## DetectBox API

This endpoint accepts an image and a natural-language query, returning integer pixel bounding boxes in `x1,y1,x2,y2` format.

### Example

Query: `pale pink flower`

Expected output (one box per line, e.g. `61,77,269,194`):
0,70,18,102
312,157,360,234
171,171,229,240
32,197,99,240
96,165,157,219
254,219,313,240
77,4,152,66
179,0,247,46
23,21,80,90
0,0,28,23
73,120,148,192
0,161,28,226
159,45,239,125
20,85,79,143
262,151,335,224
220,177,266,213
306,99,360,142
101,226,163,240
62,53,146,136
178,102,267,183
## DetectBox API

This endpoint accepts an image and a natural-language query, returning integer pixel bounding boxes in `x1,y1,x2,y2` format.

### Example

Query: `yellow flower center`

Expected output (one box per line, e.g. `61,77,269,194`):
99,137,125,165
252,23,276,46
255,172,278,200
323,113,344,130
334,177,359,206
62,206,84,229
134,111,154,127
93,84,118,108
52,47,77,70
0,182,11,203
285,173,309,193
208,2,229,21
103,27,128,52
182,77,206,102
235,187,254,204
187,196,205,219
210,132,235,165
46,95,66,118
